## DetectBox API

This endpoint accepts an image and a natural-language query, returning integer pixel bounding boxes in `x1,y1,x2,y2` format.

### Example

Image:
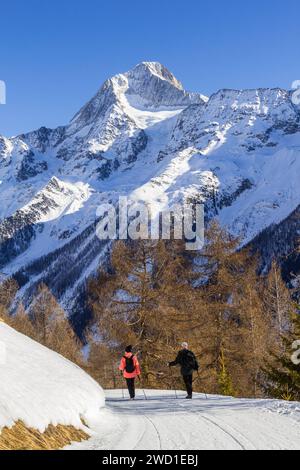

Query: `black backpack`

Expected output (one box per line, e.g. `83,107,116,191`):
124,355,136,373
183,351,197,371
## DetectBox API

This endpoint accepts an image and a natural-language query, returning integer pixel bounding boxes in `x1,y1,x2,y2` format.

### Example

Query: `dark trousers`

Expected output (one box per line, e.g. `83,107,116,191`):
183,374,193,397
126,378,135,398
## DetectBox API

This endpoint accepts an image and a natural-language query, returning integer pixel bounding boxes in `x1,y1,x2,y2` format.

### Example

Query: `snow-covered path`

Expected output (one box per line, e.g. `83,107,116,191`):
69,390,300,451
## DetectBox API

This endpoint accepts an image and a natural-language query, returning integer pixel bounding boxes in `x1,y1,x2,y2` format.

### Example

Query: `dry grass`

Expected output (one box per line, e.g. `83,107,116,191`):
0,420,89,450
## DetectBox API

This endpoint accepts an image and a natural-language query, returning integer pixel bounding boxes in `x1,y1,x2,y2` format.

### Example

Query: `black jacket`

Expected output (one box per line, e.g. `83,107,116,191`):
169,349,199,376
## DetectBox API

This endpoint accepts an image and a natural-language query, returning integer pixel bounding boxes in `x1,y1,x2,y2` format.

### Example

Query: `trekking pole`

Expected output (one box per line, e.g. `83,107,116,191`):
196,370,207,400
120,372,125,400
170,367,178,399
139,375,147,400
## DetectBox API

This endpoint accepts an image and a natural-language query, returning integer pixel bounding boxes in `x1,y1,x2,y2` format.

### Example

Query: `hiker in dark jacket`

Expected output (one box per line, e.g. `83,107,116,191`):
119,345,141,400
169,342,199,399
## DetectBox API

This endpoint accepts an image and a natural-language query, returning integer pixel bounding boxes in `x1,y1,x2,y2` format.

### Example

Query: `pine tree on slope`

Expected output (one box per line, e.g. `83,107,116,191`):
262,307,300,401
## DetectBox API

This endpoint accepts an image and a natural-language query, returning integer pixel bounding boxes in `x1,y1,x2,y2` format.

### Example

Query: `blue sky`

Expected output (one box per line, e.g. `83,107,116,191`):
0,0,299,136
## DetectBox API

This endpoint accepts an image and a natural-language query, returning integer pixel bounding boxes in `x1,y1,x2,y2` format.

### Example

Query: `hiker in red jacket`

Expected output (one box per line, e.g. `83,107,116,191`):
119,345,141,400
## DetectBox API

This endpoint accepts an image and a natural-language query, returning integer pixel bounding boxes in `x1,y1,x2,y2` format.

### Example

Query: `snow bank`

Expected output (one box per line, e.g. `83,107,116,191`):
0,323,105,433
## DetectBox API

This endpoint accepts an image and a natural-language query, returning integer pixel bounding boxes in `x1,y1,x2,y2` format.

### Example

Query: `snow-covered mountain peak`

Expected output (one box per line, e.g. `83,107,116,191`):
207,87,292,115
128,61,185,90
2,63,300,322
71,62,206,131
123,61,206,109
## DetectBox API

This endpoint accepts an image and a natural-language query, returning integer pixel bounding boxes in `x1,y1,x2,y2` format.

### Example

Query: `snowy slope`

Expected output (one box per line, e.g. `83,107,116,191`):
70,389,300,451
1,61,300,321
0,322,105,432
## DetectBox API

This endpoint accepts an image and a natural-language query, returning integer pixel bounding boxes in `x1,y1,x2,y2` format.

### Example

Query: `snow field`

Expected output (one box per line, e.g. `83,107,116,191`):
0,323,105,434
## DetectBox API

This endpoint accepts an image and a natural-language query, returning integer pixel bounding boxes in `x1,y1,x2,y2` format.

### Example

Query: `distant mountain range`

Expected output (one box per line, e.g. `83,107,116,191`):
1,62,300,328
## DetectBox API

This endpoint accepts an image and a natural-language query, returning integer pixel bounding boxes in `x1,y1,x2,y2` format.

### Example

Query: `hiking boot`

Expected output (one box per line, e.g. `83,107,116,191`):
186,395,192,399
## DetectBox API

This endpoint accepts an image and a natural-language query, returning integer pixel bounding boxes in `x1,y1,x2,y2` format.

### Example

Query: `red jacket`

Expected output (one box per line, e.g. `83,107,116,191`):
119,352,141,379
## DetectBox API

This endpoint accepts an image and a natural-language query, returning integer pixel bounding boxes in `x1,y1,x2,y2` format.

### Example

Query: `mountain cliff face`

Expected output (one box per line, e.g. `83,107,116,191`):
1,61,299,327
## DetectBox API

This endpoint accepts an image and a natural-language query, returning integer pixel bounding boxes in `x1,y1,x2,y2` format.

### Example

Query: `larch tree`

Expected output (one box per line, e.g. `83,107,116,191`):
262,304,300,400
188,221,247,395
264,261,293,348
88,239,194,387
0,278,18,321
30,283,82,363
86,339,120,389
236,259,273,397
9,302,38,341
